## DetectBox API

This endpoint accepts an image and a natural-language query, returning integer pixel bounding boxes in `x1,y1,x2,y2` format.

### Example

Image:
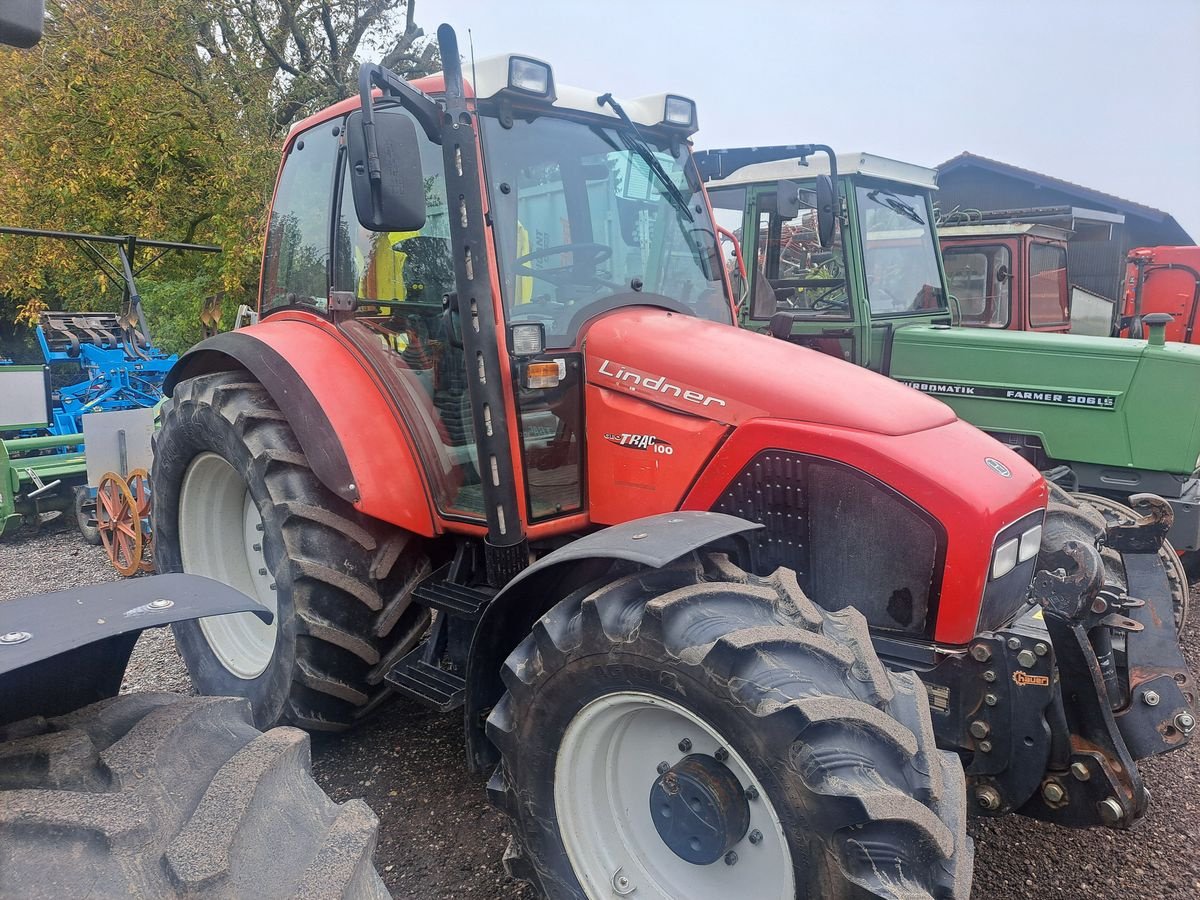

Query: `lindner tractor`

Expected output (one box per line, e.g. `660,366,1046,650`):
704,148,1200,568
0,3,390,897
153,28,1193,898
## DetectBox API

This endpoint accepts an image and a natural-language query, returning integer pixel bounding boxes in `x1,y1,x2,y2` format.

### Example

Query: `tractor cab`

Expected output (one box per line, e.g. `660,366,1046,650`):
708,151,949,369
938,223,1073,333
255,49,725,538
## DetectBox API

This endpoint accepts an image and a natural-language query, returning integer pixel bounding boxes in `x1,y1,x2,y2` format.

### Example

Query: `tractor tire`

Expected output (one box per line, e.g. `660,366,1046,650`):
0,692,389,899
153,371,432,731
487,554,972,900
73,485,101,546
1074,491,1190,635
1044,486,1190,636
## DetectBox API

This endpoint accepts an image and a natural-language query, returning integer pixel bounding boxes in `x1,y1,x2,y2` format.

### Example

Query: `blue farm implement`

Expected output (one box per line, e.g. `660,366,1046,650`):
0,227,219,543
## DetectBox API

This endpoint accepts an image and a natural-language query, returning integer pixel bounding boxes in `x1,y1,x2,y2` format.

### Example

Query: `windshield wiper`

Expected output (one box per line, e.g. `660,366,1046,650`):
866,189,925,226
597,92,694,222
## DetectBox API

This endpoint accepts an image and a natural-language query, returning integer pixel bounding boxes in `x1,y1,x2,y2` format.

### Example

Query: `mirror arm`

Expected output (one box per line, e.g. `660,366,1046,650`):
357,65,444,187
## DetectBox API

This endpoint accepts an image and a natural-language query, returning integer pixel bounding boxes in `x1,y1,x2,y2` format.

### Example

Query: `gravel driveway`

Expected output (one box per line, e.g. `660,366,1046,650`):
2,515,1197,898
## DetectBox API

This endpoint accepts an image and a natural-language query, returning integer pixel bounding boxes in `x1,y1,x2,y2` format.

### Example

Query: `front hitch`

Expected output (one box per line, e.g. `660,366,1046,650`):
1021,525,1194,829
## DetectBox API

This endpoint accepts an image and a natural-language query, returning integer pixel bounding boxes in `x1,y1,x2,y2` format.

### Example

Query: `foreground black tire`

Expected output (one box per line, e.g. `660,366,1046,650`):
153,371,431,730
0,693,389,898
487,554,972,900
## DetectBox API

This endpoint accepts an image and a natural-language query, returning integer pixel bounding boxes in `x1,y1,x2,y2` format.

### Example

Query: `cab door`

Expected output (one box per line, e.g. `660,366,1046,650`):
737,182,872,366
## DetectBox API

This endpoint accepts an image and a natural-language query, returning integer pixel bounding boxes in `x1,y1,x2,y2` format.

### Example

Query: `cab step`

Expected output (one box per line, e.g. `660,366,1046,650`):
383,642,467,711
412,568,494,620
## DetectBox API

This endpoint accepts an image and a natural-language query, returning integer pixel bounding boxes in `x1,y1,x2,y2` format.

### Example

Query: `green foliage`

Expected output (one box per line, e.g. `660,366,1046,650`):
0,0,437,353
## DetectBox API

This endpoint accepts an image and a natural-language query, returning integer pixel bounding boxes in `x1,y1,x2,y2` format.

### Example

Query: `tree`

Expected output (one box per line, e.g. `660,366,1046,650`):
0,0,437,353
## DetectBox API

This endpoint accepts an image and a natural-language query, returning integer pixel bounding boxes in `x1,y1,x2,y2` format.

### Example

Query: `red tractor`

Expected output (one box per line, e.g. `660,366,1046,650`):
152,26,1193,898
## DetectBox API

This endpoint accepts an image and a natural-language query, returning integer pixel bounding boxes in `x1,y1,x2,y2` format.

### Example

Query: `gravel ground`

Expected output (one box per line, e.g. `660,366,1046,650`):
2,514,1198,898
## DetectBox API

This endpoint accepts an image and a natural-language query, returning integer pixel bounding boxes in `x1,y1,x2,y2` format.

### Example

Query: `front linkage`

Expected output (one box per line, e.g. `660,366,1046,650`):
919,489,1194,829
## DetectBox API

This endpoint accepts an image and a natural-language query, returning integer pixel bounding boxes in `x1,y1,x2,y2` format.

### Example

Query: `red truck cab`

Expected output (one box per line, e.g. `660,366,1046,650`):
939,223,1071,333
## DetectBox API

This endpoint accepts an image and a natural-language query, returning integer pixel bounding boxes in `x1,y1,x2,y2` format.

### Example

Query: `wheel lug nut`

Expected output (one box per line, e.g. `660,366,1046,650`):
748,829,763,845
714,747,729,762
656,760,670,775
257,567,268,576
745,785,759,801
678,738,692,753
724,850,738,866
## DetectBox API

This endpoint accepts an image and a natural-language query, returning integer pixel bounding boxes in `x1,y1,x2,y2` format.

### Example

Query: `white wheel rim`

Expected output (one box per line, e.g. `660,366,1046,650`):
179,452,279,679
555,691,794,900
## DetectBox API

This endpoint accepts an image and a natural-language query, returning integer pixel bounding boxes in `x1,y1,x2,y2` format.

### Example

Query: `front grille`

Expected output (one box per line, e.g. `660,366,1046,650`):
712,450,944,637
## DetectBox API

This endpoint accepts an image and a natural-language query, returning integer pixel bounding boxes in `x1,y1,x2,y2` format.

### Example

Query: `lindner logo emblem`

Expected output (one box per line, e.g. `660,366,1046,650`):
985,457,1012,478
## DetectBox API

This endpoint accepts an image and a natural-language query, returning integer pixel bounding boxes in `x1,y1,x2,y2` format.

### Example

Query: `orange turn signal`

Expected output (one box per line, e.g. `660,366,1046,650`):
525,361,561,389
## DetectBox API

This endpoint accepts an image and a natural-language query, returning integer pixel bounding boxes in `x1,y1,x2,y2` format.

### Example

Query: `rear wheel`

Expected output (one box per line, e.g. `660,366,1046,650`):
0,693,389,898
153,371,432,730
488,554,972,899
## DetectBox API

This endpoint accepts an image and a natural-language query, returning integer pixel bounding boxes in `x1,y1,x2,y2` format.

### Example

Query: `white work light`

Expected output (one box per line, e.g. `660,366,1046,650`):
509,322,545,357
663,95,697,129
508,56,554,99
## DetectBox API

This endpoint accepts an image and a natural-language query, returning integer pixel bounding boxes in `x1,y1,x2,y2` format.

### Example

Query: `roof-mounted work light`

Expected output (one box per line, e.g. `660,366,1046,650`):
508,56,555,100
663,95,697,131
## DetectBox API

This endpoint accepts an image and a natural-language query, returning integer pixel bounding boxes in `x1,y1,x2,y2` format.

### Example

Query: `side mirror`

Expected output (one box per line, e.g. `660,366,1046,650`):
995,264,1011,283
776,180,802,219
346,109,426,232
815,174,837,249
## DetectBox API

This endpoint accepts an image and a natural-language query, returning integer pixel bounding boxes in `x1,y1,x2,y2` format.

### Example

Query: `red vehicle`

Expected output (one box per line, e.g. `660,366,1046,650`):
147,29,1191,899
939,223,1073,333
1122,246,1200,342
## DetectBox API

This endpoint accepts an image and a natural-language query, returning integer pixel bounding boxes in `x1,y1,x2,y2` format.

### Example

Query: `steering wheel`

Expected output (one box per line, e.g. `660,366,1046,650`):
514,242,614,287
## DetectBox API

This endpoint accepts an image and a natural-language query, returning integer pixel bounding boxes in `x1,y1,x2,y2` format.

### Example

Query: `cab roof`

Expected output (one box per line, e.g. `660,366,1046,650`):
938,223,1073,241
706,152,938,191
289,53,695,142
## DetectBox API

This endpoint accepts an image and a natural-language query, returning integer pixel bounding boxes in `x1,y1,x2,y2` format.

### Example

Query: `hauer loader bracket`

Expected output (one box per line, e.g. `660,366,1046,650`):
1102,493,1173,554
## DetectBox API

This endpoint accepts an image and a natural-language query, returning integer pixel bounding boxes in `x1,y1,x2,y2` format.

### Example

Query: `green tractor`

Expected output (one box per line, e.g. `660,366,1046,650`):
704,147,1200,556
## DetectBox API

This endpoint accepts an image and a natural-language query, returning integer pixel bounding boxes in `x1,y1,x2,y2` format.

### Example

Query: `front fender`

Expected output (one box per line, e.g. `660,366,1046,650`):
0,574,270,725
166,318,436,536
463,512,762,771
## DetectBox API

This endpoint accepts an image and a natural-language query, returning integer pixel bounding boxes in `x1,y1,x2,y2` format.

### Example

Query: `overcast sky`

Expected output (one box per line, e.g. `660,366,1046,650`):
429,0,1200,239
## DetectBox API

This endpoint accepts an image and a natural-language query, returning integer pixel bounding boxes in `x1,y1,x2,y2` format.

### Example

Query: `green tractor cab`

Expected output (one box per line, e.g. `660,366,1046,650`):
705,149,1200,550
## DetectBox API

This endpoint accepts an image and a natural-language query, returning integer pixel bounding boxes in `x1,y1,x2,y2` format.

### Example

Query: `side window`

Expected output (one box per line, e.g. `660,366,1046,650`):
333,108,453,310
752,187,849,321
1029,243,1069,327
261,123,341,314
944,246,1011,327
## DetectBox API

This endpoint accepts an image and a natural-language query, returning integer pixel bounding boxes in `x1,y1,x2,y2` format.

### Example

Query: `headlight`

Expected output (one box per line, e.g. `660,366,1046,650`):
992,538,1019,580
1017,524,1042,563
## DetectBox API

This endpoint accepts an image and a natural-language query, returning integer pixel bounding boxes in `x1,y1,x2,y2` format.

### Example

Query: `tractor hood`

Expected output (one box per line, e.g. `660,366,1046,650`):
890,325,1200,474
582,308,955,436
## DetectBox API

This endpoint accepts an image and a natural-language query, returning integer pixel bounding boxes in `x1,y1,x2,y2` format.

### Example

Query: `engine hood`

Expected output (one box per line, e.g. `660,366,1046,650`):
582,307,955,436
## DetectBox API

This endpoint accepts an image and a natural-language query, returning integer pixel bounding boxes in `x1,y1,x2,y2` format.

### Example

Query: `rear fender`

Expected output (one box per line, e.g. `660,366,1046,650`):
0,574,270,725
462,512,762,771
165,319,437,536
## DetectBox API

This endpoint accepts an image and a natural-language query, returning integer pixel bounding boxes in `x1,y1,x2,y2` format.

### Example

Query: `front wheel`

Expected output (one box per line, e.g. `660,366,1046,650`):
153,371,431,731
487,554,972,899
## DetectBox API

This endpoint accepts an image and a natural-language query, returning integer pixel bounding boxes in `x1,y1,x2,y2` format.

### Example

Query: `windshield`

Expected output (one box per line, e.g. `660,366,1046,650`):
481,115,730,347
854,183,945,316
